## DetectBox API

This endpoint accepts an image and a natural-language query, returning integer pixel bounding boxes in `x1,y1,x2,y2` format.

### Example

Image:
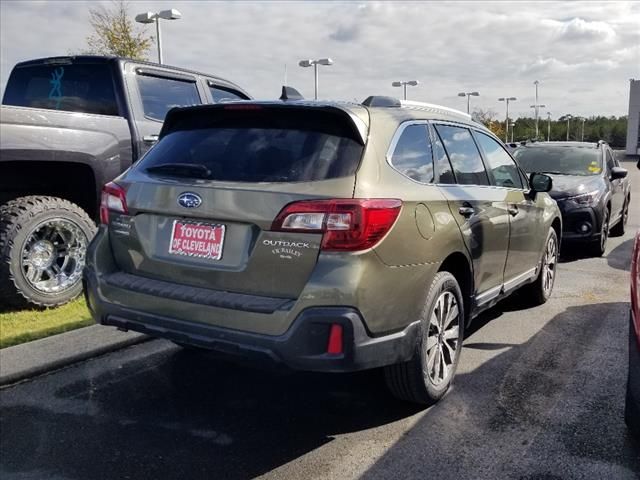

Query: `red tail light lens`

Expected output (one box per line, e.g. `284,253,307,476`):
327,324,344,355
100,182,128,224
271,199,402,251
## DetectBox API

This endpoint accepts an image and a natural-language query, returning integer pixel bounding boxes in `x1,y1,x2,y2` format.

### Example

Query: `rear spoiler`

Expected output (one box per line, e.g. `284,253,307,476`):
161,103,369,145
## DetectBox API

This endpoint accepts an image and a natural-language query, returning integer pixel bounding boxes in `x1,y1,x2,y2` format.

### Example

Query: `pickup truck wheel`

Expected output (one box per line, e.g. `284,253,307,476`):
384,272,464,405
0,196,96,308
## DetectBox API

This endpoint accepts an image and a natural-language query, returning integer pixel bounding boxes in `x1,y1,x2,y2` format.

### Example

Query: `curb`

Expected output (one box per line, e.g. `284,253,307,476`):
0,324,148,387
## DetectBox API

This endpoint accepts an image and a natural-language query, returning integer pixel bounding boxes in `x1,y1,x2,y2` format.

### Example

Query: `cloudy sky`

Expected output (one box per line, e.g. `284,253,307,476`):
1,1,638,119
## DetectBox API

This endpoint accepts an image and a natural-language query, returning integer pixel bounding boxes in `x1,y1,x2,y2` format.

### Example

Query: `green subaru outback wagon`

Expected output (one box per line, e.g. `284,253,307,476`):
84,94,561,405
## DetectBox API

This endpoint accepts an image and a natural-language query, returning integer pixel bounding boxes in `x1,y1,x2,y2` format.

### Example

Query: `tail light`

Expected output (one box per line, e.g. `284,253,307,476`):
271,199,402,251
100,182,128,224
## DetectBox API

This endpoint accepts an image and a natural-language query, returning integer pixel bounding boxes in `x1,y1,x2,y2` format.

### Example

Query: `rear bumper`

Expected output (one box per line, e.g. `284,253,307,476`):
626,310,640,438
84,269,419,373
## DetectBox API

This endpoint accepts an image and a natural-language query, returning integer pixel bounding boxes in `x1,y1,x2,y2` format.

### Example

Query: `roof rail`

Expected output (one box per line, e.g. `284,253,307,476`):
361,96,472,120
400,100,471,119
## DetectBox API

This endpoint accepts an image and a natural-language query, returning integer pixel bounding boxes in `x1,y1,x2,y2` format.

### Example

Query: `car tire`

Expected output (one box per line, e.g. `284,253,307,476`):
384,271,465,405
610,197,629,237
0,196,96,308
523,227,559,306
588,208,609,257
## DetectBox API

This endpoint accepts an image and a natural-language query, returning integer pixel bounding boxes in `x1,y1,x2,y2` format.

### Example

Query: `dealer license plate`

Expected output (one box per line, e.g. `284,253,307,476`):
168,220,225,260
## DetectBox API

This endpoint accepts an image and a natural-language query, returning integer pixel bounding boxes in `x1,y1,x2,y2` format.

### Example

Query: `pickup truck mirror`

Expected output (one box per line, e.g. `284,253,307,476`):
530,172,552,193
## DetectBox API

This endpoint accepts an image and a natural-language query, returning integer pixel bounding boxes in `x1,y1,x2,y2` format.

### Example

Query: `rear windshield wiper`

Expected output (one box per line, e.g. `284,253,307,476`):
145,163,211,179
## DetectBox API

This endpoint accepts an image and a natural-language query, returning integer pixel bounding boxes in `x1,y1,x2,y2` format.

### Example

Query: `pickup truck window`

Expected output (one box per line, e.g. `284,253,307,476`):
2,63,119,116
136,74,201,122
209,85,247,103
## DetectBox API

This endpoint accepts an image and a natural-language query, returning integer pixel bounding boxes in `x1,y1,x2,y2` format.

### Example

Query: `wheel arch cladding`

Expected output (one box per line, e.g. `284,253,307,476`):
438,252,472,322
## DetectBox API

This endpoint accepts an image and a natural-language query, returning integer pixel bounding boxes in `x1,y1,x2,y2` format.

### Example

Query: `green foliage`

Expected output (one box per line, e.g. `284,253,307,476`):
510,115,628,147
85,0,153,60
473,107,629,147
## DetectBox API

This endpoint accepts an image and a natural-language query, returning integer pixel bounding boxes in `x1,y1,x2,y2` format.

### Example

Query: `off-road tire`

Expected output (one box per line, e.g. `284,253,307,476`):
523,228,559,306
384,272,465,405
0,196,96,308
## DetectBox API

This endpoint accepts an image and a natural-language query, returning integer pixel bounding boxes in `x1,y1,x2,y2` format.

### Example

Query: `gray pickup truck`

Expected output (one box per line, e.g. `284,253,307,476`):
0,55,250,308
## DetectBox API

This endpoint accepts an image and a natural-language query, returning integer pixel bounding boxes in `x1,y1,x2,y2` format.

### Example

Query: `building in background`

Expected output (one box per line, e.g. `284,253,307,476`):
627,79,640,156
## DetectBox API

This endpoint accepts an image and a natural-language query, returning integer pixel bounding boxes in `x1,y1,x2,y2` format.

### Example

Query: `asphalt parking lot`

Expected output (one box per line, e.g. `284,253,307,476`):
1,157,639,480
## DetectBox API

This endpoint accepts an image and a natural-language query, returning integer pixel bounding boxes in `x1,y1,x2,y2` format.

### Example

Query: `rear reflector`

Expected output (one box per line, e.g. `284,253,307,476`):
327,324,344,355
271,199,402,251
100,182,128,224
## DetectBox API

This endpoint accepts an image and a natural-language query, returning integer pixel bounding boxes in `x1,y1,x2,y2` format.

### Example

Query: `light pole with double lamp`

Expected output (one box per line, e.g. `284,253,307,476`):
392,80,419,100
299,58,333,100
547,112,552,141
498,97,517,143
135,9,182,64
580,117,586,142
457,91,479,114
530,102,546,139
565,114,573,141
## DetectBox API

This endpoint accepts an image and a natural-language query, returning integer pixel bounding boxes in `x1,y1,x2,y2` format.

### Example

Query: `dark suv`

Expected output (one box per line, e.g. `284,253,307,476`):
85,95,562,405
513,141,630,256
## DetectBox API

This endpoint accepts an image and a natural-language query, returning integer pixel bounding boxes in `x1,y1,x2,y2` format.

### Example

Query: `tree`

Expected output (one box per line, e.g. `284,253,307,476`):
85,0,153,60
472,108,504,139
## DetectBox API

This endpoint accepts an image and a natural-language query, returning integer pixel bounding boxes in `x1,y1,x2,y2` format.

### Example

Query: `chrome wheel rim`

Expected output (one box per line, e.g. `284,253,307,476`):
542,234,558,296
20,218,88,294
424,291,460,386
623,202,629,226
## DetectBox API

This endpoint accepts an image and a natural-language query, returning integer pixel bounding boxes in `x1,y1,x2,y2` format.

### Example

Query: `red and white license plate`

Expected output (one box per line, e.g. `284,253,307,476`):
169,220,225,260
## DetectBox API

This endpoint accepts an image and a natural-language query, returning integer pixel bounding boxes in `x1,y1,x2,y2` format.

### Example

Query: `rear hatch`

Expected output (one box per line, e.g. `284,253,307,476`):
105,103,368,300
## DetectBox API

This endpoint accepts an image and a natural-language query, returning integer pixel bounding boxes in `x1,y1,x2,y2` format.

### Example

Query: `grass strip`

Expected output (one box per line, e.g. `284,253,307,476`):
0,298,94,349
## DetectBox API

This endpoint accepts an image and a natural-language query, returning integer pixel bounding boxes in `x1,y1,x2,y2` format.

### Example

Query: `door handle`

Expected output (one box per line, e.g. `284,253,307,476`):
143,134,159,143
507,205,519,216
458,206,475,217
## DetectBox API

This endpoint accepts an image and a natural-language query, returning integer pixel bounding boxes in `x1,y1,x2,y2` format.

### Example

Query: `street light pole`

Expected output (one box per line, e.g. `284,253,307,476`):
534,80,539,138
135,9,182,64
498,97,517,143
547,112,551,141
457,91,480,114
566,114,572,141
581,118,586,142
155,17,162,64
392,80,419,100
299,58,333,99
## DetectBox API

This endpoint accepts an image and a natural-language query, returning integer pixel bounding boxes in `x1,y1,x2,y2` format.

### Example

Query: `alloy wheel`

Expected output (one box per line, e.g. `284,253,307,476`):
424,291,460,386
542,234,558,296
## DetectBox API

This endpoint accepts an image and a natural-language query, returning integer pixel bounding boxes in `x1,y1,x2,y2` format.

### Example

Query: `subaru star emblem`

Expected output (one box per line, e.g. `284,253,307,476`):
177,192,202,208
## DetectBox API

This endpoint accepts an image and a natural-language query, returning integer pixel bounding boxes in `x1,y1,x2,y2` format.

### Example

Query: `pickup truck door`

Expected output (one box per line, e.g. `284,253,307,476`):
123,63,206,160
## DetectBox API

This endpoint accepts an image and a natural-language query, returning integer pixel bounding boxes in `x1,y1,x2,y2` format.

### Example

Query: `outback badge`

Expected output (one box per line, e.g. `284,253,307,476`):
177,192,202,208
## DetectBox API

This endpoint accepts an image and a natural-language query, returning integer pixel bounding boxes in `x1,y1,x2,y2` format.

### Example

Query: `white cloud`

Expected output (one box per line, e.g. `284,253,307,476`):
1,0,639,119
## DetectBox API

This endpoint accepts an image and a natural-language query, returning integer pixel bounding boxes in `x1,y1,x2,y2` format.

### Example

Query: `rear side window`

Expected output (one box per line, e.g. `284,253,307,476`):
139,108,364,182
389,124,434,183
209,85,247,103
430,126,456,184
475,133,523,188
2,63,118,116
136,74,201,121
434,125,489,186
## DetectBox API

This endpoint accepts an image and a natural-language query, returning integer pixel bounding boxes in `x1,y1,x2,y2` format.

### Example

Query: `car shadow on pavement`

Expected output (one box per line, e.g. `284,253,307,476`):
1,302,638,480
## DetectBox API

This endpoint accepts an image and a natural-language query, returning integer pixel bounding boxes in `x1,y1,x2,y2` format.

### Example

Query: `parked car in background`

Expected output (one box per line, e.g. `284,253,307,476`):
0,55,250,308
85,94,562,405
513,141,630,256
626,227,640,439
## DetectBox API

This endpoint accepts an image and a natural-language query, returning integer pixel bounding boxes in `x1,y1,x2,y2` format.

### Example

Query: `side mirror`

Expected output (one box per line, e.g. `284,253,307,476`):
530,172,552,193
610,166,628,180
